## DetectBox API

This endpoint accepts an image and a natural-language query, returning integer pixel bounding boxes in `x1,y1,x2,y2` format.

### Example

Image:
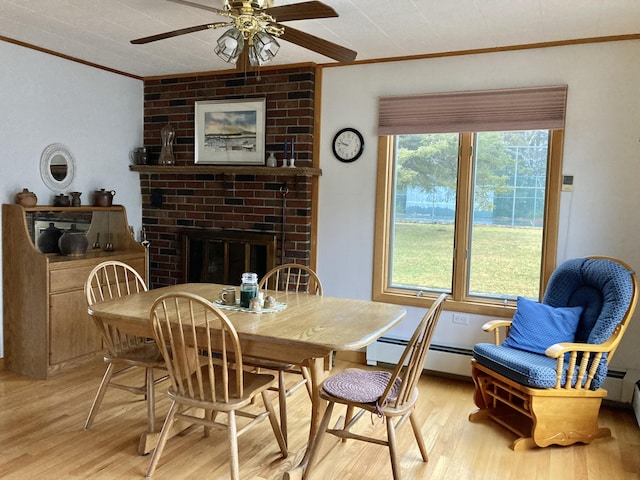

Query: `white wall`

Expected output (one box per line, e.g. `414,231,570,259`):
317,40,640,375
0,42,144,357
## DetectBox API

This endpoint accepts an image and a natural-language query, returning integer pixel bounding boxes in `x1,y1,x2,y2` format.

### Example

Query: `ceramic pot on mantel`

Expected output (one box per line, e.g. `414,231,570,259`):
15,188,37,207
58,224,88,256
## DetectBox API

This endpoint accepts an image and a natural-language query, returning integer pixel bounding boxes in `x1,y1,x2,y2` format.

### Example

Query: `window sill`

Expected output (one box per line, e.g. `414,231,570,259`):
373,290,516,318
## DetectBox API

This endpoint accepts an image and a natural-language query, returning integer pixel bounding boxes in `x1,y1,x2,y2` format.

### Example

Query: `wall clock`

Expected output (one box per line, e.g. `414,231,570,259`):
332,127,364,162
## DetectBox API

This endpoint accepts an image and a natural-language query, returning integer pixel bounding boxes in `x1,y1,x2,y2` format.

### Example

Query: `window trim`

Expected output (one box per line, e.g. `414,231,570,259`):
372,131,564,317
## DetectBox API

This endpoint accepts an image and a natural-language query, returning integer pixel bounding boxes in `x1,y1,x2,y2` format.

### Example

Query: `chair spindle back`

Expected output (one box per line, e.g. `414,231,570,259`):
85,260,148,355
259,263,323,295
150,293,244,404
382,293,447,408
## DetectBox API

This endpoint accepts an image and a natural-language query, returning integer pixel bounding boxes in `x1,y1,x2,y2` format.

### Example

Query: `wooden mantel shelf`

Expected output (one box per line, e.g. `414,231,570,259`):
129,165,322,177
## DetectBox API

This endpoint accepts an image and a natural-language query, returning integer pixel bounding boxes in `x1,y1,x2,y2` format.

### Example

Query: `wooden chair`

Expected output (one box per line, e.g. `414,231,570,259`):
304,293,447,480
246,263,323,446
469,256,638,450
259,263,323,296
145,292,287,480
84,260,167,433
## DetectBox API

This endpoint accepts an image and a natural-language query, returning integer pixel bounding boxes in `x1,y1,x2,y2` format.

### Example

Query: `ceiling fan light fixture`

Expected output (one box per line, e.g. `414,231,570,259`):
248,31,280,66
225,0,274,10
214,27,245,64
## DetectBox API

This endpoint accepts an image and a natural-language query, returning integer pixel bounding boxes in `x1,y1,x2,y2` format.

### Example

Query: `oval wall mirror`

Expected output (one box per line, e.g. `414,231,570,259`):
40,143,76,192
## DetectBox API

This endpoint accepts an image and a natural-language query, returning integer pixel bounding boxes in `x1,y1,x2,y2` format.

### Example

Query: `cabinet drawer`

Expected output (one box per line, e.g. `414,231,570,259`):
50,257,146,293
50,264,100,293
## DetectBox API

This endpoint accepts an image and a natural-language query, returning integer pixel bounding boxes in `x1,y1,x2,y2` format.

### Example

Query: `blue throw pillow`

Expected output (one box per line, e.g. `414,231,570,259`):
502,296,583,355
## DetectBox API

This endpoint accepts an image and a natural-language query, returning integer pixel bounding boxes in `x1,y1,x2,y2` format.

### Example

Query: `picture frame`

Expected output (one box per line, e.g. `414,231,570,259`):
194,98,266,165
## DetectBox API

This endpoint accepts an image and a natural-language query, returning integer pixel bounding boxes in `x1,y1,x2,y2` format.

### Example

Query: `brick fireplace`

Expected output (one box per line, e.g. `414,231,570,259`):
137,65,319,288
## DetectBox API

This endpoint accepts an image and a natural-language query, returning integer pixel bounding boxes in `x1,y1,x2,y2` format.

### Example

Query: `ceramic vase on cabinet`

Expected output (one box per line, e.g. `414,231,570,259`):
58,224,88,256
15,188,37,207
37,223,62,253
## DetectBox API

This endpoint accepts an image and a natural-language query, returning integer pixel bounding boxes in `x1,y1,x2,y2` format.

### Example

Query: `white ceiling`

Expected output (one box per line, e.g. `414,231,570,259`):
1,0,639,78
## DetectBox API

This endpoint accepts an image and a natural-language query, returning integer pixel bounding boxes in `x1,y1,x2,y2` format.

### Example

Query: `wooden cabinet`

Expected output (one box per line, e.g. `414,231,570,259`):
2,204,147,379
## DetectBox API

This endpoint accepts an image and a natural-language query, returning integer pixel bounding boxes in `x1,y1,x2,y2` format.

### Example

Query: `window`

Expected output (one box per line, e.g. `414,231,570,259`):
373,87,566,316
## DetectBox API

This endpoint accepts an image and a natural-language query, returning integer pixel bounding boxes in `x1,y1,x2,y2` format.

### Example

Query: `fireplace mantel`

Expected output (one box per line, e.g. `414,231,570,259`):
130,165,322,177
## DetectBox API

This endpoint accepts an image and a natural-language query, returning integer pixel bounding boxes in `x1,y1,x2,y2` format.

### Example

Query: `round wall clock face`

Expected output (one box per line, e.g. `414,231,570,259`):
332,127,364,162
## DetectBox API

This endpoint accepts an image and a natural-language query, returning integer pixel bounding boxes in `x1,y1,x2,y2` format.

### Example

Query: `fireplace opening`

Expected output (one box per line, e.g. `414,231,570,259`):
183,230,277,285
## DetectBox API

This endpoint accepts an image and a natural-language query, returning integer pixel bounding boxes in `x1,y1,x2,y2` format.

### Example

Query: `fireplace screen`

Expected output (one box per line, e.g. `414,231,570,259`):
183,230,276,285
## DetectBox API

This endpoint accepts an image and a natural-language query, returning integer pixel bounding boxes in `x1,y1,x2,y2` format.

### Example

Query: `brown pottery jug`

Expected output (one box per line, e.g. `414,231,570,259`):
53,194,70,207
58,224,88,256
15,188,37,207
37,223,62,254
93,189,116,207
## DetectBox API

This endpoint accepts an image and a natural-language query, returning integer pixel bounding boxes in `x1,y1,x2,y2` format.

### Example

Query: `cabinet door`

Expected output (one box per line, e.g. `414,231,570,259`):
49,290,102,365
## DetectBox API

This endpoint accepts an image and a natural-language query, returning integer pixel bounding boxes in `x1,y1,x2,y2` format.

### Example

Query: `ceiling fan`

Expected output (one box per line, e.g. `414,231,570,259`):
131,0,357,68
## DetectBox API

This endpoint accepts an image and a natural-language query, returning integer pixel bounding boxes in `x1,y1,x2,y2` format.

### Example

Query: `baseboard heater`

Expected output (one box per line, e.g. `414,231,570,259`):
366,337,474,378
366,337,637,399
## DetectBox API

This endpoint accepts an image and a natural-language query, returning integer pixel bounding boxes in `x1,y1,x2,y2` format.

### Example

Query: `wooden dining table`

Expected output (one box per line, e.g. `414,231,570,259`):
87,282,406,479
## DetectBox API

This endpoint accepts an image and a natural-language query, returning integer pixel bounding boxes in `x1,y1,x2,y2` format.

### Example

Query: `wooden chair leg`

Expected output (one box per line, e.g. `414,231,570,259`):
203,409,213,438
409,410,428,462
227,410,240,480
146,401,179,479
386,416,400,480
342,405,355,443
301,365,313,397
84,362,115,430
278,370,288,446
145,367,156,433
261,391,288,456
303,401,335,480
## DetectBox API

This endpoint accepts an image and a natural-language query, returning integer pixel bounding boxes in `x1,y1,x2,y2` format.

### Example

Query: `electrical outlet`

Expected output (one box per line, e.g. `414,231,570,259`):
452,313,469,325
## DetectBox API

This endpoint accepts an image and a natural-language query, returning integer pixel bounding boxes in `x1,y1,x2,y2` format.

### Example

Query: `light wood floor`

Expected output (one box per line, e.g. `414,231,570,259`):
1,357,638,479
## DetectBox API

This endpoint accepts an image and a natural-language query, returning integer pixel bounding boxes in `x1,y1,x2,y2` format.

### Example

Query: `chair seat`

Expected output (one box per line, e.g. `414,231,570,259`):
321,368,402,404
472,343,607,390
320,381,420,416
242,356,295,371
473,343,565,389
105,343,165,367
168,365,277,409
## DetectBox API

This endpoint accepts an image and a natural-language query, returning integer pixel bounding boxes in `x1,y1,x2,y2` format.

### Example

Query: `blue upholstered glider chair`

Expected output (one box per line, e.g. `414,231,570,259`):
469,256,637,450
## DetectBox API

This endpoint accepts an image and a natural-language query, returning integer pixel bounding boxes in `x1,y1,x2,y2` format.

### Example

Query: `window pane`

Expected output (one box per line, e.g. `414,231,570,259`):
390,133,459,292
468,130,549,299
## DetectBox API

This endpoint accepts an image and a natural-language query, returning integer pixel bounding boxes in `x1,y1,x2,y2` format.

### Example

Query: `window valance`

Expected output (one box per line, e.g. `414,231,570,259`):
377,85,567,135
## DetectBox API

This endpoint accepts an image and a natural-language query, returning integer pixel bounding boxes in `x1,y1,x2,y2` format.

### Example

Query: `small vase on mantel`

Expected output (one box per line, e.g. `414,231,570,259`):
266,152,277,167
159,124,176,166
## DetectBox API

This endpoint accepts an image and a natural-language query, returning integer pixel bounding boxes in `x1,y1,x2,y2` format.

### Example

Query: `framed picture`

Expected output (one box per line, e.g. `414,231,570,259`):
194,98,266,165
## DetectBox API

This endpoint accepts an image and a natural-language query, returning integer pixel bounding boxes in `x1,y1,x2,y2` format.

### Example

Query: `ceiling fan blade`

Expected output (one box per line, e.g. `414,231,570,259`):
131,22,230,44
265,1,338,22
165,0,227,15
279,25,357,63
